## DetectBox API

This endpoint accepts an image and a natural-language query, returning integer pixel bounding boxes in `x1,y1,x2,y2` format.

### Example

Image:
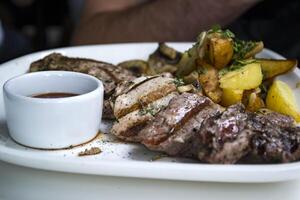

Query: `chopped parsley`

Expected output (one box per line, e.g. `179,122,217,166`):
207,24,235,39
233,39,257,60
173,78,185,87
219,59,257,76
139,105,156,116
138,104,166,116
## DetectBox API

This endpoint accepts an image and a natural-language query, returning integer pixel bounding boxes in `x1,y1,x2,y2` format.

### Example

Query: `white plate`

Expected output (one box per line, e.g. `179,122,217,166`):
0,43,299,183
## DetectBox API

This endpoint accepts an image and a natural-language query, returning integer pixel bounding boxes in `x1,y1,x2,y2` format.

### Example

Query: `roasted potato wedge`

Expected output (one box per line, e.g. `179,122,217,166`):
244,41,264,59
208,37,233,69
266,80,300,122
256,58,297,79
219,62,263,90
233,41,264,60
176,51,197,77
197,59,222,103
221,88,243,107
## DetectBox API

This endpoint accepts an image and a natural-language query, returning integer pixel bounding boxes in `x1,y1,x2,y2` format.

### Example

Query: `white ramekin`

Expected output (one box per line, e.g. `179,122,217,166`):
3,71,104,149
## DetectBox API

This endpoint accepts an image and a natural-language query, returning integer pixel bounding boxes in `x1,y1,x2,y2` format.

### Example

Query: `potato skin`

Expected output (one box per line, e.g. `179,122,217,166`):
266,80,300,122
197,59,222,103
176,52,197,77
219,63,263,90
244,41,264,59
208,37,233,70
257,58,297,80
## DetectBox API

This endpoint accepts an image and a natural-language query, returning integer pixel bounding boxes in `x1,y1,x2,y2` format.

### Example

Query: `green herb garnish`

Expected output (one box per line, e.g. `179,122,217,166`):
173,78,185,87
207,25,235,39
233,39,257,60
139,105,156,116
219,59,257,76
138,104,166,116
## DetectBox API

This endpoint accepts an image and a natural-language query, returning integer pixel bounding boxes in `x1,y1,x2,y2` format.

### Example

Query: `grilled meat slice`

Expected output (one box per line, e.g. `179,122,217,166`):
113,75,177,119
111,92,178,142
195,104,254,164
30,53,136,119
110,75,179,142
139,93,223,155
248,112,300,163
30,53,136,96
139,95,300,164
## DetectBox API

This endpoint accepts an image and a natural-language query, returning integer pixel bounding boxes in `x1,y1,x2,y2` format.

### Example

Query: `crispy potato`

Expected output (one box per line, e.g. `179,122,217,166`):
176,52,197,77
208,37,233,69
221,88,243,107
256,58,297,79
246,92,265,112
197,59,222,103
266,80,300,122
219,63,263,90
244,41,264,59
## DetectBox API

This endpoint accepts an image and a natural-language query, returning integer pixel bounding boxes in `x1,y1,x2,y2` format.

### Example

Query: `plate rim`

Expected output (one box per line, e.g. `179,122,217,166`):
0,42,300,183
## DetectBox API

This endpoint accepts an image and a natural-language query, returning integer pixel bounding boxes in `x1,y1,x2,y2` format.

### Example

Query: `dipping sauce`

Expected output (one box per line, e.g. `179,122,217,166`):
32,92,79,98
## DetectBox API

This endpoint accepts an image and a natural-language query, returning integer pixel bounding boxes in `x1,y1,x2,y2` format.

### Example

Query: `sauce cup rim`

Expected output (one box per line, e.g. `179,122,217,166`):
3,71,103,103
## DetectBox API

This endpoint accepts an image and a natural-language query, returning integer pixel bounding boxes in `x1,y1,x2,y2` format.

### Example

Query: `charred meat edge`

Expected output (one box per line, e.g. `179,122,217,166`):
111,92,178,142
114,76,177,119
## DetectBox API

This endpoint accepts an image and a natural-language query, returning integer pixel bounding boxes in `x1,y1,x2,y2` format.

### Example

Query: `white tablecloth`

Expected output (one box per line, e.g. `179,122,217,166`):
1,161,300,200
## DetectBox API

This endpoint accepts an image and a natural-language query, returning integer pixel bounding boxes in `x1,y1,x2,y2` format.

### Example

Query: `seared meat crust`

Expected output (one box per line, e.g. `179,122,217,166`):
138,94,300,164
140,93,223,156
111,75,179,142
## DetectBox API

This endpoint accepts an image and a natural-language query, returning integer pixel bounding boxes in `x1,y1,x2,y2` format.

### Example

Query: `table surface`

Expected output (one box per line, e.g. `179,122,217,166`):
1,160,300,200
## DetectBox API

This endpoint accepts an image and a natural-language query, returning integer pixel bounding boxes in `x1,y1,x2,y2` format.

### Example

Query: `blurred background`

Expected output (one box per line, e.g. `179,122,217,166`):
0,0,299,63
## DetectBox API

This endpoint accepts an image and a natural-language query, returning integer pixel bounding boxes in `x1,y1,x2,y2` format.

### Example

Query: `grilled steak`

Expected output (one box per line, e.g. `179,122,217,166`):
113,75,177,119
111,75,179,142
194,104,253,164
137,93,300,164
248,112,300,163
140,93,223,156
30,53,136,119
111,92,178,142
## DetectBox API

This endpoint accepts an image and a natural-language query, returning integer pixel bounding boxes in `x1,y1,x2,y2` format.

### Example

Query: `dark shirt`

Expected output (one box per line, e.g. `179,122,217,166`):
228,0,300,61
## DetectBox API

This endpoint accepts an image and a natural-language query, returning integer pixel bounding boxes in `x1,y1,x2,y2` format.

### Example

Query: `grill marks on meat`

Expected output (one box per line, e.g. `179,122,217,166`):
111,92,178,142
113,76,177,119
29,53,136,119
137,93,300,164
111,75,178,142
140,93,223,156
